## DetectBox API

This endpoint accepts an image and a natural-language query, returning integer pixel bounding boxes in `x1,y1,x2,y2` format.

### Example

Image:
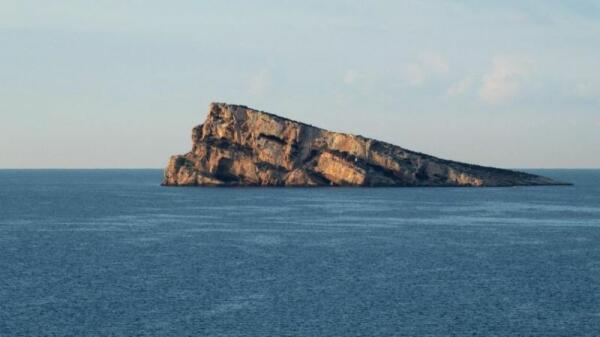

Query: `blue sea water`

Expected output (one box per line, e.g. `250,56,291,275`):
0,169,599,337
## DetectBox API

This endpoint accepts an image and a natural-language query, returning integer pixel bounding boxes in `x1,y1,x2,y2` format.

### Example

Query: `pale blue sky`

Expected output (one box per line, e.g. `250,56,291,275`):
1,1,599,168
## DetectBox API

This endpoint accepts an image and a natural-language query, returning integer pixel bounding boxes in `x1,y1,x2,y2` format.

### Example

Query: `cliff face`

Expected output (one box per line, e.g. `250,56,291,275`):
163,103,565,187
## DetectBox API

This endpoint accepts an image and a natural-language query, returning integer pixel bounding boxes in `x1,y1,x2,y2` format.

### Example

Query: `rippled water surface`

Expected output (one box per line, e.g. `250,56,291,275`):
1,169,599,336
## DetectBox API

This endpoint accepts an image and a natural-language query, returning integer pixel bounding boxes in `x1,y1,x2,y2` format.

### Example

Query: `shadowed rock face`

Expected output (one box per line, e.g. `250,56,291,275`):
163,103,567,187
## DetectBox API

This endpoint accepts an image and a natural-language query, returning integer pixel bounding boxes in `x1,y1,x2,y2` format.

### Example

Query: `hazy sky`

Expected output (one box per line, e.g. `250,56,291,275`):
1,1,599,168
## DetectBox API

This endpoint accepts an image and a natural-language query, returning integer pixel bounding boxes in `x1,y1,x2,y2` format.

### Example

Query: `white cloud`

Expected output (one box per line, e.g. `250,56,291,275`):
343,69,360,85
403,52,449,87
446,76,474,97
480,56,532,104
248,69,272,97
421,53,449,74
404,64,426,86
572,82,600,101
340,69,379,94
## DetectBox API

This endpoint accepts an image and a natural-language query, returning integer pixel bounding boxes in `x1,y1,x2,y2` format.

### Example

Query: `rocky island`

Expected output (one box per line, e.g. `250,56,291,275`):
163,103,566,187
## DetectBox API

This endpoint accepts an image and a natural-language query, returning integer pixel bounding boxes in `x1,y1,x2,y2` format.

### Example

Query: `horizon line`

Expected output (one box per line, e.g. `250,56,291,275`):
1,167,599,171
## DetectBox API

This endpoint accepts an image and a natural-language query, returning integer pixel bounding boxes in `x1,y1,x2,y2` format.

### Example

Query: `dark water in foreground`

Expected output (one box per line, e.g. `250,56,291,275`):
1,169,599,337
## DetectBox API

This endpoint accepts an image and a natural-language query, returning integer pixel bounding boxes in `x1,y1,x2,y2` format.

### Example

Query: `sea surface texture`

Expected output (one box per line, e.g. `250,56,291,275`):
1,169,599,337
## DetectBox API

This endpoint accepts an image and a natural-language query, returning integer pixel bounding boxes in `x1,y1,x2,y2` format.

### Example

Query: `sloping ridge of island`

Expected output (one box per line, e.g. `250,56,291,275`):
163,103,568,187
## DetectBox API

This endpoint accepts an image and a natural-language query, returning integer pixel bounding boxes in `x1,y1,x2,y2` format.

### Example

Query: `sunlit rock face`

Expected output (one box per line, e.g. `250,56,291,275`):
163,103,564,187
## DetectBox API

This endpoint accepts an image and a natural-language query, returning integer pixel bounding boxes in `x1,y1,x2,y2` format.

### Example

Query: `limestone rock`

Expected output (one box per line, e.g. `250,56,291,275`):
162,103,567,187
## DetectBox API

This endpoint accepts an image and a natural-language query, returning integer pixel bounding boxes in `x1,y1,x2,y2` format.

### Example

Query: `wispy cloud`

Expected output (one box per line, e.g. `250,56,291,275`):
404,64,426,87
343,69,360,85
447,76,474,97
403,53,449,87
572,81,600,102
480,56,532,104
421,53,449,74
247,69,272,97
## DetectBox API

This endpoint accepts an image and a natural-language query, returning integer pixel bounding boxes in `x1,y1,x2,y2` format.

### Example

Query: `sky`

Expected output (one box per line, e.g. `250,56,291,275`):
1,0,599,169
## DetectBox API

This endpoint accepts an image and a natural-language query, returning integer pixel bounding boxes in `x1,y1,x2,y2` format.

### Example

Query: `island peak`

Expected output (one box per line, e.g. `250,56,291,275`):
163,103,567,187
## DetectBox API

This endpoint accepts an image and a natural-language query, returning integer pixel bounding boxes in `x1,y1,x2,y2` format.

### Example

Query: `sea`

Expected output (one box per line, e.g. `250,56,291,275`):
0,169,599,337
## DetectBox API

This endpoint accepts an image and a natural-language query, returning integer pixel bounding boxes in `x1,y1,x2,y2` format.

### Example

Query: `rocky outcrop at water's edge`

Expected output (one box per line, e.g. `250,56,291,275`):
163,103,568,187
